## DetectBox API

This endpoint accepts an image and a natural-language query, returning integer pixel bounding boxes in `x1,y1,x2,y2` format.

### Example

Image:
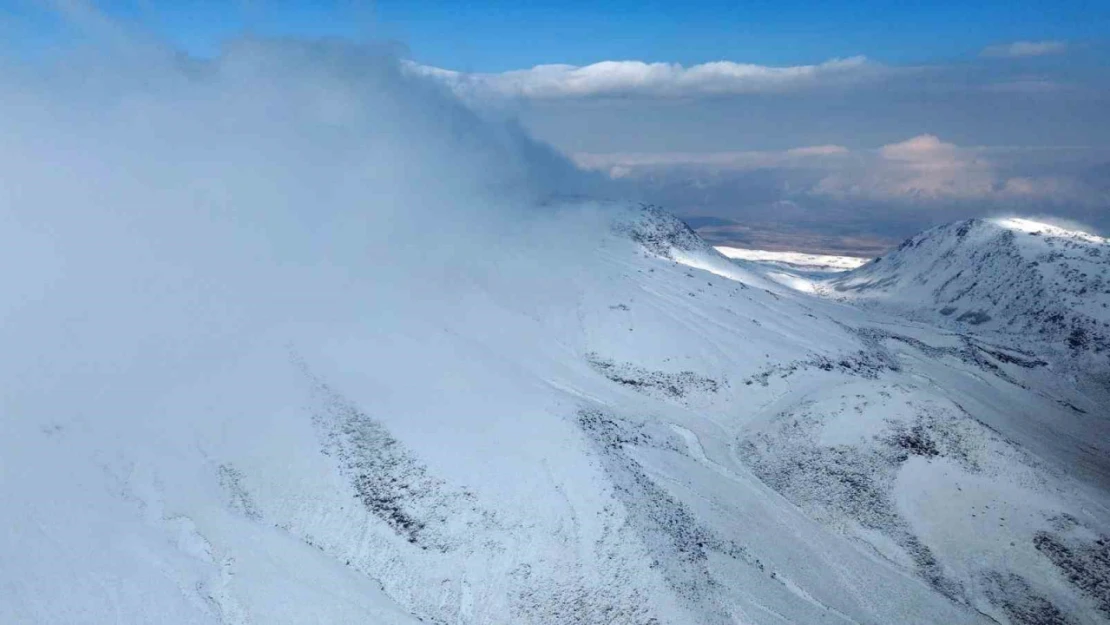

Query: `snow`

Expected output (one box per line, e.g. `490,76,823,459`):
991,216,1106,244
710,247,870,293
715,246,871,271
821,217,1110,397
3,41,1110,625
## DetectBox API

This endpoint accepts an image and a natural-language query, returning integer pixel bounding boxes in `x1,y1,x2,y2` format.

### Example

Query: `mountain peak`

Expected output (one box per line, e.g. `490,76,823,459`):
827,216,1110,367
988,216,1106,243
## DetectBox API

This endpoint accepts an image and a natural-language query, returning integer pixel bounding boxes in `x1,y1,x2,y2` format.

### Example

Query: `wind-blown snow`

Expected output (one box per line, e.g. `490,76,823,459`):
2,37,1109,625
992,216,1106,243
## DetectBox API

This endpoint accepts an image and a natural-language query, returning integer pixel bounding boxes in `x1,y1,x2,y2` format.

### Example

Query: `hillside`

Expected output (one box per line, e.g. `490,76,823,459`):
4,44,1110,625
5,204,1110,625
827,217,1110,366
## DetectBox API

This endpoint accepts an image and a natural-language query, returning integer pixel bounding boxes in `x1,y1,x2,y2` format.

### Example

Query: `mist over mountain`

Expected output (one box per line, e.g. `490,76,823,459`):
2,21,1110,625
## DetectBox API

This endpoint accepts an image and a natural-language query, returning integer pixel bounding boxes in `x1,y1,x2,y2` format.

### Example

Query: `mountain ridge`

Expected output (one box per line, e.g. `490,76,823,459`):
5,203,1110,625
828,217,1110,363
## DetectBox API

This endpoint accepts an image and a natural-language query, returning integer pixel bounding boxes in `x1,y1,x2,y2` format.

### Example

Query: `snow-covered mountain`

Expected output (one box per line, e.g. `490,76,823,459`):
7,203,1109,625
3,42,1110,625
827,217,1110,367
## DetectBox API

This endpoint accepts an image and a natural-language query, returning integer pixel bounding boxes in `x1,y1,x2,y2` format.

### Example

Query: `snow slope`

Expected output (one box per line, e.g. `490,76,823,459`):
826,217,1110,367
818,217,1110,488
3,42,1110,625
7,203,1110,625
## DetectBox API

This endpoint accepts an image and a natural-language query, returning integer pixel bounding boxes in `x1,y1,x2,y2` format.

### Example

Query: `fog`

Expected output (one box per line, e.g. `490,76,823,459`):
0,34,608,435
0,29,652,622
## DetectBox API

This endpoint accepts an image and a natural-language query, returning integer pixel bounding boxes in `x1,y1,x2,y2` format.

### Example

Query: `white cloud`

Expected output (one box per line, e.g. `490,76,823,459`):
406,57,883,99
859,135,996,198
814,134,1000,199
584,136,1104,207
981,40,1067,58
877,134,957,161
813,135,1097,202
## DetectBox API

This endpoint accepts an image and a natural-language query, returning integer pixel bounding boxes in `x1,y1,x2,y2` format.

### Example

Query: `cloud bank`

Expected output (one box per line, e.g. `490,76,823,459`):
407,56,885,99
0,35,613,435
813,135,1102,204
578,134,1098,203
578,136,1110,251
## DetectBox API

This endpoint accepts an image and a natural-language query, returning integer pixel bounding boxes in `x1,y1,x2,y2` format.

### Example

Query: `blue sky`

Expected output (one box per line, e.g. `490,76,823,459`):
373,0,1109,70
5,0,1108,69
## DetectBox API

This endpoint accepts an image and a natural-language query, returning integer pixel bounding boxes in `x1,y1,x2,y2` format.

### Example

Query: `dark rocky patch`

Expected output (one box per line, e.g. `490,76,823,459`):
575,408,767,624
852,326,1051,387
1033,531,1110,617
616,204,711,260
956,219,979,238
743,345,898,387
301,363,491,551
736,400,1001,602
975,345,1048,369
575,409,680,453
957,310,993,325
217,463,262,521
587,353,722,400
1067,327,1089,350
981,571,1075,625
891,424,940,458
1048,513,1081,532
